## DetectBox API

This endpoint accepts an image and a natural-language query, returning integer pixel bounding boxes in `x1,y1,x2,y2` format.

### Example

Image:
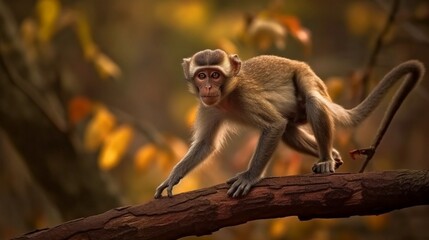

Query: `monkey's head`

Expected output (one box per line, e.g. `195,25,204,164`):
182,49,242,106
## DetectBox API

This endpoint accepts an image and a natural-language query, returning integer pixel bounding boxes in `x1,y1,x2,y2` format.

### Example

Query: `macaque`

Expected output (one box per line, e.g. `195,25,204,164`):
155,49,425,198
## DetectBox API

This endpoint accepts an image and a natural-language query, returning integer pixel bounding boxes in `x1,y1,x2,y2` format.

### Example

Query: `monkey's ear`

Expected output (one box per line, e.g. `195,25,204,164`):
182,58,192,80
229,54,242,76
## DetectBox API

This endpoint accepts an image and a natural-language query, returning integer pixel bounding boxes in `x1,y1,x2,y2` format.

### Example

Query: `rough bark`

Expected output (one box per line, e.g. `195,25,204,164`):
15,170,429,240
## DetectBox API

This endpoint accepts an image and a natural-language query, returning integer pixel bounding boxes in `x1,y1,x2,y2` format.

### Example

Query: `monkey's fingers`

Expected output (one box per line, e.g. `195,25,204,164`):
227,173,258,198
227,180,242,198
154,182,168,199
229,181,254,198
226,175,239,184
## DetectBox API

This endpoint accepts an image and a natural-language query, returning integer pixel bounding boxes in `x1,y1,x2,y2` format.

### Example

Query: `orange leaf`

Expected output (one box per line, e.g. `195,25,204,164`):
270,219,289,237
68,96,94,125
99,125,134,170
134,144,158,172
275,15,311,47
186,105,198,128
83,105,116,151
286,152,302,176
156,150,172,173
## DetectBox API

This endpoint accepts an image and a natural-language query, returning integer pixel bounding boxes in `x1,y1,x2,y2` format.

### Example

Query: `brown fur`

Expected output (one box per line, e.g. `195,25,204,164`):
155,49,425,199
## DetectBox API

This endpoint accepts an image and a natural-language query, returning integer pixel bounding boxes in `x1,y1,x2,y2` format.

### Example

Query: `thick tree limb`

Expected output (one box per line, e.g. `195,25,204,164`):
15,170,429,240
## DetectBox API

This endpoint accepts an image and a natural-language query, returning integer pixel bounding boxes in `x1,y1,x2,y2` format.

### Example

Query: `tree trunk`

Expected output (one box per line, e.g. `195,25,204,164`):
15,170,429,240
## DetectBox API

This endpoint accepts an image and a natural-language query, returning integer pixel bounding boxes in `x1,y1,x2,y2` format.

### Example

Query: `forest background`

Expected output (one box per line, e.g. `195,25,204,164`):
1,0,428,239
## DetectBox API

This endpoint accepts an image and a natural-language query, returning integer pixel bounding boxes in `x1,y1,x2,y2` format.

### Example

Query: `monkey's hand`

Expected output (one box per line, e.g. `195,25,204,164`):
312,160,336,173
227,171,260,198
154,174,182,199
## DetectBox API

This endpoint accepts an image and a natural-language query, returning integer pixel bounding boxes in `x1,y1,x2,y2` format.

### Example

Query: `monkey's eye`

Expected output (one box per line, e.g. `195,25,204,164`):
211,72,220,79
197,72,207,79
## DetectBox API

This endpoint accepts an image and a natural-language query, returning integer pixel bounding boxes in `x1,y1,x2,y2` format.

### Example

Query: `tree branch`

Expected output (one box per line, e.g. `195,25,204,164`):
15,170,429,240
360,0,401,101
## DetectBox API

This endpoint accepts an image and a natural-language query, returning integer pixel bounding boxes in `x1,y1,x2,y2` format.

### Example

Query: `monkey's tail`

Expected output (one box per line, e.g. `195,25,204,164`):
330,60,425,127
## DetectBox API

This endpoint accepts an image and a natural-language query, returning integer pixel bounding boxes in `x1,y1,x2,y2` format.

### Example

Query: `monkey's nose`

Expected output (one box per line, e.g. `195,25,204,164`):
205,85,212,90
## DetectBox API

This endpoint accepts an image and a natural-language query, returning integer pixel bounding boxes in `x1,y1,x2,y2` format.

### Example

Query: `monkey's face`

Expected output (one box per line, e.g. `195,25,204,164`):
194,68,225,106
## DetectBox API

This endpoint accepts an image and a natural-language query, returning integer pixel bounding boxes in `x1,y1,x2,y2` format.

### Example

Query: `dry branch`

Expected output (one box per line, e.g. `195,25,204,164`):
15,170,429,240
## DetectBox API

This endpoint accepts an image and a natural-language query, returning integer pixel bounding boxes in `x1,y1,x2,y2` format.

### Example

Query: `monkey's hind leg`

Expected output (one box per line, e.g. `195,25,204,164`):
305,95,337,173
282,124,343,169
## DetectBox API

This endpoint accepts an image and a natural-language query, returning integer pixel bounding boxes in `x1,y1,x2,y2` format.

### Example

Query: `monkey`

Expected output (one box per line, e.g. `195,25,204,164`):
154,49,425,199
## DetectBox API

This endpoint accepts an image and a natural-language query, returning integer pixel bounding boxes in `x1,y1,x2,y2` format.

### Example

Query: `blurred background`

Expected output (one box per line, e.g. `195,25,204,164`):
0,0,428,239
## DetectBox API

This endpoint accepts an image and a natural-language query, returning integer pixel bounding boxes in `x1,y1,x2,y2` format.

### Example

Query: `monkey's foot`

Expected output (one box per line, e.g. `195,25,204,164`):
312,160,336,173
332,149,343,169
227,171,260,198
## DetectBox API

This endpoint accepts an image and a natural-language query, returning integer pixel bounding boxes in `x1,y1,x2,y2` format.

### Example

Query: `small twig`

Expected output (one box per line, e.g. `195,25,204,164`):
0,56,68,132
377,0,429,44
360,0,401,101
351,61,422,173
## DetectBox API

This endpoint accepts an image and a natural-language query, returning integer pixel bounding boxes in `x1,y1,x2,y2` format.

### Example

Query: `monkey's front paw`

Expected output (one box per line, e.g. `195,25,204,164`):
312,160,336,174
227,171,260,198
154,175,182,199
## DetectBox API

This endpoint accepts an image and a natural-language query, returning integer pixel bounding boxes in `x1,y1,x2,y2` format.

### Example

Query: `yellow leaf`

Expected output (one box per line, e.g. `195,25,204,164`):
74,12,121,80
36,0,61,43
155,1,208,32
84,105,116,151
99,125,134,170
134,144,158,171
135,139,184,173
93,52,122,80
75,12,97,59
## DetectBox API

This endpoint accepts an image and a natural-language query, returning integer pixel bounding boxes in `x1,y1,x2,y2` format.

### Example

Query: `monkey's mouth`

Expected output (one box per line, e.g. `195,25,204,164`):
201,95,220,105
201,95,220,98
